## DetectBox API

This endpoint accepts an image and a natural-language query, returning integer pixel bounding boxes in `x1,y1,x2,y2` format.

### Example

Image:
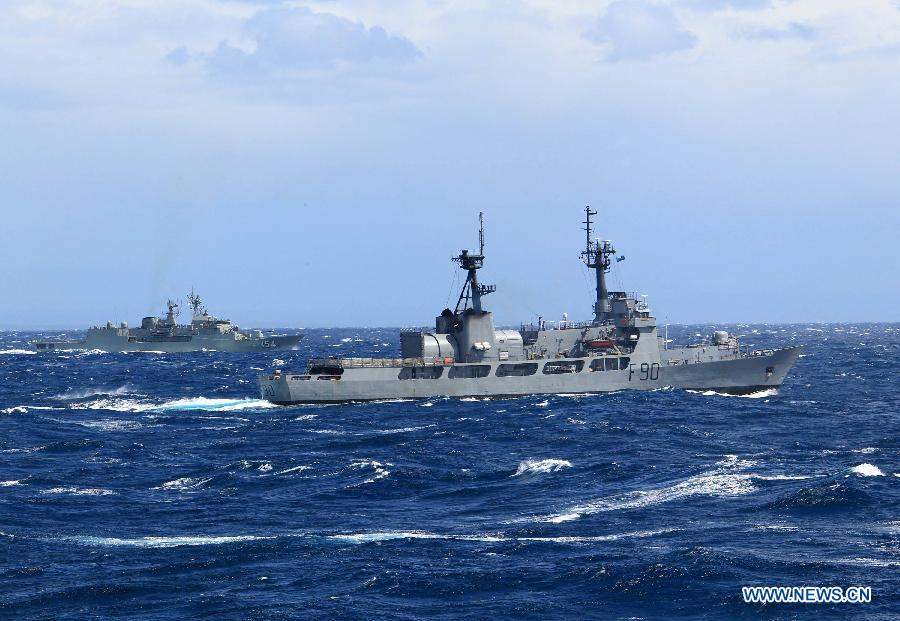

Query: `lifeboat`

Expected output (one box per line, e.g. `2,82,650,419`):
585,338,615,349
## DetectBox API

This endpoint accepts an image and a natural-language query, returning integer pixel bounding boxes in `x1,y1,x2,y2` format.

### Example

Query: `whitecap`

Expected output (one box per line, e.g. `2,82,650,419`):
75,419,143,431
159,397,277,412
257,463,273,473
513,459,573,477
349,460,391,482
539,465,756,523
534,400,549,408
852,447,878,454
0,349,36,355
0,479,24,487
689,388,779,399
329,531,442,544
377,425,435,434
53,385,135,400
329,528,676,545
275,465,311,475
1,406,28,415
41,487,116,496
850,463,884,477
68,535,271,548
154,477,212,491
68,398,151,412
294,414,318,421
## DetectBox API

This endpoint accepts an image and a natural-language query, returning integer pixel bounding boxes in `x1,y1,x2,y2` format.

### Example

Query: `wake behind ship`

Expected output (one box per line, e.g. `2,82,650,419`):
259,210,801,403
34,292,302,353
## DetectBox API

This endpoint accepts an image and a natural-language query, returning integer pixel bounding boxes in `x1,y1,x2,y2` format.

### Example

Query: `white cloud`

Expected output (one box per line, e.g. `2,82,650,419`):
680,0,771,11
200,5,422,76
584,0,697,61
737,21,816,41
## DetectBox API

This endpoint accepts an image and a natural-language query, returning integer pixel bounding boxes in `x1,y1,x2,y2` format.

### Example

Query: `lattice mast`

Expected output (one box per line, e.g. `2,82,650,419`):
580,206,616,323
452,212,496,313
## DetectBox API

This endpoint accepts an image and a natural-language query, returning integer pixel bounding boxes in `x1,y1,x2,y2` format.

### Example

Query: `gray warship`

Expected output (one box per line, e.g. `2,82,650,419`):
259,210,801,403
34,292,302,353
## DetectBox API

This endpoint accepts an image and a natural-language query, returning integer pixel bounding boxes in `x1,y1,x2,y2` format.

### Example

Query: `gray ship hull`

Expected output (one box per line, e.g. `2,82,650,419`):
259,346,802,404
35,333,302,353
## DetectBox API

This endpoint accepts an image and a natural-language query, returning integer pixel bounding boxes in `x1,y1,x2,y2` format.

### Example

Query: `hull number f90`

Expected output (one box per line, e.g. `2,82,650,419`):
629,362,660,381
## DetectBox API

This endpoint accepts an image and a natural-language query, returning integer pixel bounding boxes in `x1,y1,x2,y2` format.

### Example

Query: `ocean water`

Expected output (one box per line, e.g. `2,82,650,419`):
1,324,898,620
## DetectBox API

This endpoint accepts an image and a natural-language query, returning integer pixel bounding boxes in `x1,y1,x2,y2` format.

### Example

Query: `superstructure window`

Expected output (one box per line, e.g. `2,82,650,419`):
448,365,491,379
496,363,538,377
398,366,445,380
542,360,584,374
590,357,629,372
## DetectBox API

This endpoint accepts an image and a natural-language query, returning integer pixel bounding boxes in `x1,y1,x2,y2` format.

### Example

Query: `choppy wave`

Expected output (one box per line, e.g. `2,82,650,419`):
850,463,884,477
53,385,137,400
769,480,872,511
160,397,277,412
0,348,36,355
154,477,212,491
513,459,573,477
41,487,116,496
67,396,276,413
349,460,391,483
1,406,28,415
540,460,756,523
65,535,272,548
328,528,677,545
688,388,779,399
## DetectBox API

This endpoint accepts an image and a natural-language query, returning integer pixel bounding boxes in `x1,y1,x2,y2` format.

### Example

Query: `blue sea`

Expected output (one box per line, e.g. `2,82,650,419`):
1,324,898,619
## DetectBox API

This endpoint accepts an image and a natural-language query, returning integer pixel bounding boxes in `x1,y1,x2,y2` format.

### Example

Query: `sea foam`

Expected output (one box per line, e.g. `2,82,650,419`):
850,463,884,477
513,459,573,477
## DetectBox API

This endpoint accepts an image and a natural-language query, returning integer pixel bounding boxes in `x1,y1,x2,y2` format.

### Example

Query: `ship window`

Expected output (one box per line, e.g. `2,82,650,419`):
310,366,343,376
398,366,445,380
590,358,625,372
542,360,584,375
620,357,630,370
448,365,491,379
496,363,538,377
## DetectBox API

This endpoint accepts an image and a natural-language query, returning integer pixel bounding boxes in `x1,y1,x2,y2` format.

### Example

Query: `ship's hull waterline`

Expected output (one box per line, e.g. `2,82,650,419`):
35,334,302,353
259,346,802,404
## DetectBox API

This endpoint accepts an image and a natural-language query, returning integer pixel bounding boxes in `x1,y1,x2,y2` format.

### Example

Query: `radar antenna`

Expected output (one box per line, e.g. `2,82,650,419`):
187,289,206,320
580,206,616,323
452,212,496,314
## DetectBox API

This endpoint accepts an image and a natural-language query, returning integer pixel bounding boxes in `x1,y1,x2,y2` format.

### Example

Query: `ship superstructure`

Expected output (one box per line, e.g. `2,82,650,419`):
33,292,302,353
259,210,801,403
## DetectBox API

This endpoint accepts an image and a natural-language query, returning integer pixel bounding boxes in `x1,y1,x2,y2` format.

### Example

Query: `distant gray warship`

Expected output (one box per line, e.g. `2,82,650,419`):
259,210,801,403
34,292,302,353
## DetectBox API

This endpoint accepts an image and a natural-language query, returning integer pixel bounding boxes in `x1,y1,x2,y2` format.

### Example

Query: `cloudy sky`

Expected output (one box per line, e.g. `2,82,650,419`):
1,0,898,328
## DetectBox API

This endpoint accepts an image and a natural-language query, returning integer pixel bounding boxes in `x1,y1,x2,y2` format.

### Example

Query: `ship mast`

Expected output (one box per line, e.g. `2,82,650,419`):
580,206,615,323
452,212,496,314
187,289,205,320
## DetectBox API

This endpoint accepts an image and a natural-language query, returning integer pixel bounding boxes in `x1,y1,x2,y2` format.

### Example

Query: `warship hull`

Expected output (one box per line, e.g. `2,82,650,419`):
259,346,802,404
35,333,302,353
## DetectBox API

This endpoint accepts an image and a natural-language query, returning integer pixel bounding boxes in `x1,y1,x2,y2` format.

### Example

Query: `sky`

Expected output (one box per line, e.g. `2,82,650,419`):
1,0,898,329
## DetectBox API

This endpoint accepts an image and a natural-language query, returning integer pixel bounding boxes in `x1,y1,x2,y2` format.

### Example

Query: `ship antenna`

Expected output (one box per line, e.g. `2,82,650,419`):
452,212,496,314
188,288,205,319
580,206,615,323
478,211,485,256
